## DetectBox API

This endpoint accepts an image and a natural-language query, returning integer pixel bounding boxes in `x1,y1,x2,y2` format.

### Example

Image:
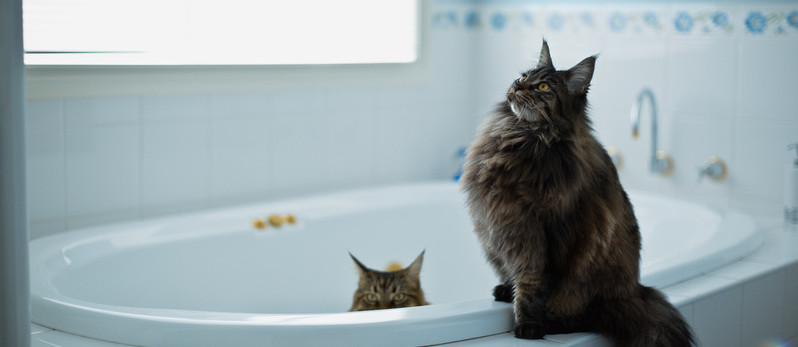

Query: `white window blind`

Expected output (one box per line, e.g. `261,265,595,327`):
23,0,419,65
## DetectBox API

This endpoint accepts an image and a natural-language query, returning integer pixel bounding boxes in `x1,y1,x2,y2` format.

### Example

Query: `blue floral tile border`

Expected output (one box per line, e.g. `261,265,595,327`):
432,4,798,37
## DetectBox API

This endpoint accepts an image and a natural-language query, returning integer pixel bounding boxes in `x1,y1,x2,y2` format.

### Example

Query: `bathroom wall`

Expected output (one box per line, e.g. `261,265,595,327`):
23,12,478,238
439,0,798,218
25,0,798,238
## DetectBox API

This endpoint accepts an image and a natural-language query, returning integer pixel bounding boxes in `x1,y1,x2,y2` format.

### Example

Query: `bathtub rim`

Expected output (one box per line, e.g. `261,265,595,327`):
28,182,514,346
640,209,761,288
30,295,513,346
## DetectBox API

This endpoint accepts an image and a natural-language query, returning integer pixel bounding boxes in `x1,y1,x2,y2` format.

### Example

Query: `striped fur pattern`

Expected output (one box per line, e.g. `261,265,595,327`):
348,251,429,311
460,40,694,346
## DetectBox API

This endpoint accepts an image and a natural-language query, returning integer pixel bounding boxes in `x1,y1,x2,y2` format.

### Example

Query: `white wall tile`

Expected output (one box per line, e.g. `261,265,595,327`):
269,113,329,197
374,109,429,184
64,96,139,124
472,30,530,120
738,39,798,122
141,94,209,121
664,118,733,206
141,122,210,212
668,38,737,119
210,92,273,120
26,99,62,127
424,102,477,181
429,30,475,104
26,128,65,222
65,125,140,217
692,286,743,347
741,269,786,346
732,119,798,201
323,105,376,188
210,118,274,204
28,220,66,240
269,89,320,120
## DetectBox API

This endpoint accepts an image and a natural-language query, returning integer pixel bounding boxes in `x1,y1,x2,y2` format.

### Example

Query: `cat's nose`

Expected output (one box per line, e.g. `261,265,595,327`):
507,86,516,97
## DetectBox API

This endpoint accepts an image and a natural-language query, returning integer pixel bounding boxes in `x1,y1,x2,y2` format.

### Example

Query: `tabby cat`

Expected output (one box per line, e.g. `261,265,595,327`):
348,251,429,311
460,40,694,346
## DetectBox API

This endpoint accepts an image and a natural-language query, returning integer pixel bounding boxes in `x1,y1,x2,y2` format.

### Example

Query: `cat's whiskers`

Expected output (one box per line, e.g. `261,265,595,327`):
512,94,554,130
527,100,554,128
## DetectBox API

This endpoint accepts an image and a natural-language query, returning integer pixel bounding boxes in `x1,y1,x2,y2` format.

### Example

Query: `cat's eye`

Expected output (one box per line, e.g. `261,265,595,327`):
392,293,407,303
365,293,379,304
536,82,550,92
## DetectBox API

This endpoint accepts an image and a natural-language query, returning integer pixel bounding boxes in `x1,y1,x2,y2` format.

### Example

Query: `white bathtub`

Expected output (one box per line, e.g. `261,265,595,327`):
29,182,760,347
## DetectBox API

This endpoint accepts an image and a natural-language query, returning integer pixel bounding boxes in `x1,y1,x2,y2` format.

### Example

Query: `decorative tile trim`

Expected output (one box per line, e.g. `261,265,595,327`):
671,7,738,36
431,4,798,38
741,8,798,35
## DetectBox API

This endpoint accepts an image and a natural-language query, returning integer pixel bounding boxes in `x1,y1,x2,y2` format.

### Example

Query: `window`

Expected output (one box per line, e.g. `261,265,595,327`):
23,0,419,66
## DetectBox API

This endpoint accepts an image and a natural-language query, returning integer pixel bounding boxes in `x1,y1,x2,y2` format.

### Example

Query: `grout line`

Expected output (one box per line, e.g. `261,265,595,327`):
59,98,68,233
136,95,143,221
206,93,215,209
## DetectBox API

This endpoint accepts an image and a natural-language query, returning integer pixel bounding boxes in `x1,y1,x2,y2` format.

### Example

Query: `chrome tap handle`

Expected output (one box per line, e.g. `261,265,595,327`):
697,156,727,183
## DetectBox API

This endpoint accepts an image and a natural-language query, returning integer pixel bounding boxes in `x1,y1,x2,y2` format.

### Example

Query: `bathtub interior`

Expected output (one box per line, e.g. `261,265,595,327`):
31,182,759,320
38,184,497,315
635,193,720,263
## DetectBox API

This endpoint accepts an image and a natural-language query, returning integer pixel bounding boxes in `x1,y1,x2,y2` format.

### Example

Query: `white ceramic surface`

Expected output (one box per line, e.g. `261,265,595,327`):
29,181,760,347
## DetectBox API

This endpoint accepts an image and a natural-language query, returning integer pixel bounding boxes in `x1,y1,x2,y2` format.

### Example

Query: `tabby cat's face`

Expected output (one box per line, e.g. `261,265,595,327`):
505,40,596,127
348,252,428,311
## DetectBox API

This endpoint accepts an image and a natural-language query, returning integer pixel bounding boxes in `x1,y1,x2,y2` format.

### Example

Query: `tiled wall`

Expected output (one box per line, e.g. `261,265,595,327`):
438,1,798,216
25,1,798,238
24,26,478,238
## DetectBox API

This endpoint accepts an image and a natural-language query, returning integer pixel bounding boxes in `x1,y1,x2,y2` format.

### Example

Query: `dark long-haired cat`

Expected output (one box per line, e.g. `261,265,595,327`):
460,40,694,346
348,251,429,311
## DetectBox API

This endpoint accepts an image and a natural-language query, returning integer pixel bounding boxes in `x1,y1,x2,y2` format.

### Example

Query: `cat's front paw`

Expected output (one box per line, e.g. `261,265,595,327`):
514,322,545,340
492,283,514,302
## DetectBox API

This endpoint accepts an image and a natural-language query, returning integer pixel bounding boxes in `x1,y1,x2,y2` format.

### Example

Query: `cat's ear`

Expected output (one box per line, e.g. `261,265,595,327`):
349,252,370,274
537,39,553,68
406,250,425,279
566,55,596,94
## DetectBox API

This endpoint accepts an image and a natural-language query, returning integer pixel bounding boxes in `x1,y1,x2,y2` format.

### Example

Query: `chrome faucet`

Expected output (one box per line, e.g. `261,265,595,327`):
630,88,673,176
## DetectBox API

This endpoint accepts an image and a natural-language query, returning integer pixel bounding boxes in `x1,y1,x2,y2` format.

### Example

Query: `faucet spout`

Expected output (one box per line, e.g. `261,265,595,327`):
630,88,673,176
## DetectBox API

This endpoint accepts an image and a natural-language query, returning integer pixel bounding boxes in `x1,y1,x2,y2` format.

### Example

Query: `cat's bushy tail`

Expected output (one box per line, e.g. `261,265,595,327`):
587,285,694,347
